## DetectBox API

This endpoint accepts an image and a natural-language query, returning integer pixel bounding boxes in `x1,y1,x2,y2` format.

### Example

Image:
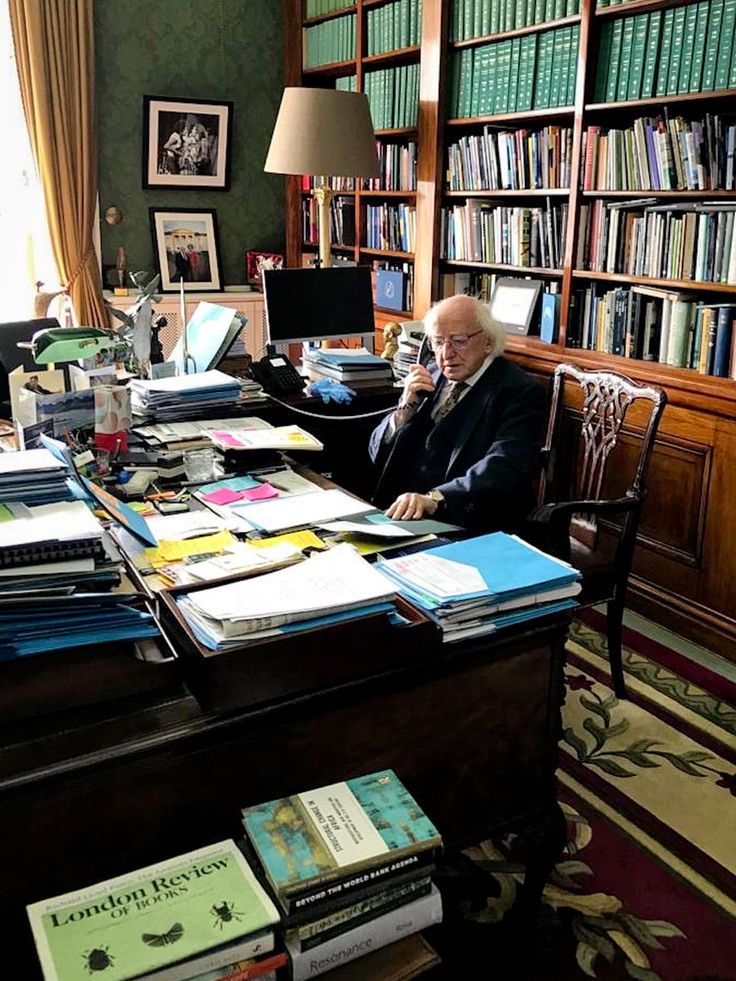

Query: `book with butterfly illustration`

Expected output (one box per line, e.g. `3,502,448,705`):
26,840,280,981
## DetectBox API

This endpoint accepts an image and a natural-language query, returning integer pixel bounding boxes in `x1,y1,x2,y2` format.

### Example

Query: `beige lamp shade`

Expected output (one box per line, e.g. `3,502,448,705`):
264,87,379,178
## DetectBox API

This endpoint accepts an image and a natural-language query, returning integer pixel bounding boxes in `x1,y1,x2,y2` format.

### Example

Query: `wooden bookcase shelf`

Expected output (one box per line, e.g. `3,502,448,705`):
450,13,582,48
442,259,564,276
444,189,570,197
362,45,421,66
373,126,418,136
581,190,736,199
302,58,358,76
594,0,698,21
360,247,415,259
572,270,736,293
586,88,736,112
361,189,417,197
446,107,575,126
304,6,357,26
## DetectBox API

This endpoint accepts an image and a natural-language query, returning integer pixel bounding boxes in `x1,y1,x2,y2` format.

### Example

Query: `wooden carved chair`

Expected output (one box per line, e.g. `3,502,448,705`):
525,364,667,698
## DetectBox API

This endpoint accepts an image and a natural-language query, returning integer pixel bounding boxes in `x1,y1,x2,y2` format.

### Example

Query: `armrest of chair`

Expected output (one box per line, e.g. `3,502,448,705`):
528,495,639,527
525,495,640,561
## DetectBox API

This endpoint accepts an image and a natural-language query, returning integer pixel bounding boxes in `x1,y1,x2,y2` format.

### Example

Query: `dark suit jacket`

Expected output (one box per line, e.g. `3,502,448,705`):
369,356,547,532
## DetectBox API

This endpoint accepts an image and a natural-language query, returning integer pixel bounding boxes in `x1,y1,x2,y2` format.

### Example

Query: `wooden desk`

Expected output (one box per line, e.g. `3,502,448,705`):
0,610,569,974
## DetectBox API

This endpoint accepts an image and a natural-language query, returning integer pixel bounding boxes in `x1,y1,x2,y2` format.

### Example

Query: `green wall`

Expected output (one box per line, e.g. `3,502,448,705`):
95,0,285,287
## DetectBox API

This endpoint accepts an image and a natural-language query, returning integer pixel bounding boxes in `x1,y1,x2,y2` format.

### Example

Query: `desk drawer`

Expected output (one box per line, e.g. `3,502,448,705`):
158,591,436,714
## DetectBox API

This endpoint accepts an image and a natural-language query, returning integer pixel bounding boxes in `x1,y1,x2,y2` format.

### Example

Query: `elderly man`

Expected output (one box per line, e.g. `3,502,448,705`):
369,294,547,532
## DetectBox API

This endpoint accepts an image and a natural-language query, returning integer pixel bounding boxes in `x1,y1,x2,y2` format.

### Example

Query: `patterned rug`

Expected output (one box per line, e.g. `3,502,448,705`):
426,615,736,980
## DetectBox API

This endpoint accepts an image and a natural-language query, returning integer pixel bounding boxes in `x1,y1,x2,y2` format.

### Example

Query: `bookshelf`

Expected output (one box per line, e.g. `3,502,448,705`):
285,0,736,658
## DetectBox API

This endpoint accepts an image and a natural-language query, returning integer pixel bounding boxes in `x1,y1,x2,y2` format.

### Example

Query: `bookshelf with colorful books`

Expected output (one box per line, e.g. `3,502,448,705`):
288,0,423,329
284,0,736,654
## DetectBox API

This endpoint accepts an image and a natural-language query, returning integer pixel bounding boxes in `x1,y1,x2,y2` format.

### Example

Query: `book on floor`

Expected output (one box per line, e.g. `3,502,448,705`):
27,840,279,981
241,770,441,917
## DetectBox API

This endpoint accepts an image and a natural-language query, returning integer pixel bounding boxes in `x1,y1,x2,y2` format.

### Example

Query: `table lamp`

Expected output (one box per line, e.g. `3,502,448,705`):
264,88,379,269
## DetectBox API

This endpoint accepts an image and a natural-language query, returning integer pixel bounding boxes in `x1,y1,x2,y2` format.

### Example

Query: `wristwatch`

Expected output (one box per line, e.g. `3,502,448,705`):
427,488,445,508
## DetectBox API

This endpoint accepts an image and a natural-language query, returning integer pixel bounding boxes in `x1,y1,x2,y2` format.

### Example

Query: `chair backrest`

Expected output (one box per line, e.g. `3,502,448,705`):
539,363,666,552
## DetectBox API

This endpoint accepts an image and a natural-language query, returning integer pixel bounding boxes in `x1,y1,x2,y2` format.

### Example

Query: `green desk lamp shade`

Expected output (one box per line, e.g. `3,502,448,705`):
27,327,116,365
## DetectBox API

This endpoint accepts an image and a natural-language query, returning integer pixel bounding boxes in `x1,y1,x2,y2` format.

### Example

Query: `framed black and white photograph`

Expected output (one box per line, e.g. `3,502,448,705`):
150,208,223,292
143,96,233,190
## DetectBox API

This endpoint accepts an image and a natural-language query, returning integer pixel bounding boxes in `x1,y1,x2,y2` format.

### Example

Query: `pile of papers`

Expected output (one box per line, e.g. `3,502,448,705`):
176,543,397,651
0,500,122,593
207,424,324,453
377,532,581,642
0,591,159,661
220,487,374,534
129,370,244,421
302,346,395,385
0,448,74,506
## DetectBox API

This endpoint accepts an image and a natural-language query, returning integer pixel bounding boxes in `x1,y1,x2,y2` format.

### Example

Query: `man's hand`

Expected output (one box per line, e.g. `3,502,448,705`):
394,364,435,427
386,492,438,520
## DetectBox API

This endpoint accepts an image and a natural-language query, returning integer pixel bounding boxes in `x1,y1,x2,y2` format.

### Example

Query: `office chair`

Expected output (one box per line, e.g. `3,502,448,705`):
525,363,667,699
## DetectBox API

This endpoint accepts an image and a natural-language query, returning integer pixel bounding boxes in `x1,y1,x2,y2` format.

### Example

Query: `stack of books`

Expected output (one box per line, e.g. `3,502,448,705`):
302,347,394,386
0,447,74,506
27,840,285,981
391,323,424,382
129,371,244,422
377,532,581,642
241,770,443,980
175,543,396,651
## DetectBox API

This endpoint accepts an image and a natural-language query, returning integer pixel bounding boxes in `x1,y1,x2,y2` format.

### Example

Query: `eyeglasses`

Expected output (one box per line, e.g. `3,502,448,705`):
427,330,483,352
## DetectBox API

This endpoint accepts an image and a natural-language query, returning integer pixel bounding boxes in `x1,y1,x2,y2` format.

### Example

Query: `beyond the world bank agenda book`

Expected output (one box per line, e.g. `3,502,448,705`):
26,840,279,981
241,770,442,904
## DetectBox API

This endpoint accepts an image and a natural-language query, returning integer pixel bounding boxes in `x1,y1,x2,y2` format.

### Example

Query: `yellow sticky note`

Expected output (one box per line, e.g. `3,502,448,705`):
256,530,325,551
145,530,235,565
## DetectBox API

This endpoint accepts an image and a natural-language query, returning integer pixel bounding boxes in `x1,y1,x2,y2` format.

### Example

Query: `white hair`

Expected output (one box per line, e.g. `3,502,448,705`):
423,295,506,355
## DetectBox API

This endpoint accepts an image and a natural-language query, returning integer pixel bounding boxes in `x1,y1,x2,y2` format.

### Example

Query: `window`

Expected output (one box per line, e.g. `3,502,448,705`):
0,2,60,323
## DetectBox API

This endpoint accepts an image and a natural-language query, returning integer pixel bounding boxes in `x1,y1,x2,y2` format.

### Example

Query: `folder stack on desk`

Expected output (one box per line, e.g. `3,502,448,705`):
301,347,394,386
0,447,75,506
175,543,397,651
129,370,244,421
377,532,582,643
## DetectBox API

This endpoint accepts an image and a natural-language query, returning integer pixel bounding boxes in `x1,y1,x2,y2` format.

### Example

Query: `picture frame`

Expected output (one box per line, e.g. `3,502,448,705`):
142,96,233,190
149,208,223,293
246,250,284,286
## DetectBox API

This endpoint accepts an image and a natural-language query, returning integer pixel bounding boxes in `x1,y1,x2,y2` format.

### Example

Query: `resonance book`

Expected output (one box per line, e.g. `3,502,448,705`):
27,840,279,981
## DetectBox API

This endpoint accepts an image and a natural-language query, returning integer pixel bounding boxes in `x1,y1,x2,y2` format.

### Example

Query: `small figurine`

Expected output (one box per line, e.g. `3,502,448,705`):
150,314,166,364
33,280,66,319
381,321,402,360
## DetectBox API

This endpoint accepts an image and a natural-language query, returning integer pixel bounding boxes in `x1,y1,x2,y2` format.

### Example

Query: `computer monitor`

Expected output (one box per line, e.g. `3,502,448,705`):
262,266,375,345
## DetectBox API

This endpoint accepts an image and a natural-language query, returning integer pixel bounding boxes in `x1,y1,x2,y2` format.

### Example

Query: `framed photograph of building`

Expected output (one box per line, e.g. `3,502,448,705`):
142,96,233,190
150,208,223,292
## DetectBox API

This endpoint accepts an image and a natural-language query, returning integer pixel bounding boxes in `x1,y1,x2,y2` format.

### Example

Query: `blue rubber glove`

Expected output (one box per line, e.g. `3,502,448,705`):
308,378,356,404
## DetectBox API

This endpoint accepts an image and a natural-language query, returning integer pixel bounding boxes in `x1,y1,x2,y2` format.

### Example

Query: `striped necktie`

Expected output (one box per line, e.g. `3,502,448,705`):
434,381,467,422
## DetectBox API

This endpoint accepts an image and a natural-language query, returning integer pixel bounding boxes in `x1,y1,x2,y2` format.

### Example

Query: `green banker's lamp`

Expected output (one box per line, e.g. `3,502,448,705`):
264,88,379,269
20,326,117,365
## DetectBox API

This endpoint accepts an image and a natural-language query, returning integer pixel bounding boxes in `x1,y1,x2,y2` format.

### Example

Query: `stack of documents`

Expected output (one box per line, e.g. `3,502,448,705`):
207,424,324,453
176,543,397,651
129,370,244,421
377,533,581,643
222,487,374,534
0,500,122,593
0,448,74,506
134,416,275,452
0,592,159,660
302,347,394,385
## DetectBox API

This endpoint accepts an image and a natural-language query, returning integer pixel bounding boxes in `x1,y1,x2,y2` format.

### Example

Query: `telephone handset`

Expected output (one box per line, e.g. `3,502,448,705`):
251,354,306,395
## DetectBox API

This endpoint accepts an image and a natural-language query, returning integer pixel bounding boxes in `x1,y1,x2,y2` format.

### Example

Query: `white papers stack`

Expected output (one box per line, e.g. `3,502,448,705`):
129,370,244,421
377,533,582,643
0,448,74,505
228,488,374,533
177,543,396,651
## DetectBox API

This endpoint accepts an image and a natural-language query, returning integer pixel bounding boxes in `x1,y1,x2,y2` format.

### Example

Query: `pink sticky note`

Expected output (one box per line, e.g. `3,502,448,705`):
240,483,279,501
202,488,247,505
212,430,246,448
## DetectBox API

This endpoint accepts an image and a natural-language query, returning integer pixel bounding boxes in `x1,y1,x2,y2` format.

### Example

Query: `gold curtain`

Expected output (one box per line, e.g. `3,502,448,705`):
9,0,106,326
